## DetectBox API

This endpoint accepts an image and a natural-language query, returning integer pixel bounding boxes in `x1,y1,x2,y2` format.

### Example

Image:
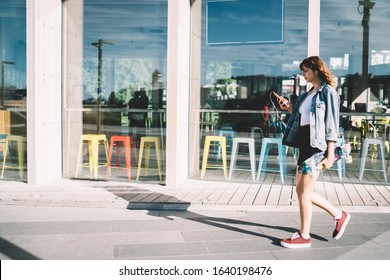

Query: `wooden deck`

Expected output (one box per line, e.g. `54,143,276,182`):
104,167,390,210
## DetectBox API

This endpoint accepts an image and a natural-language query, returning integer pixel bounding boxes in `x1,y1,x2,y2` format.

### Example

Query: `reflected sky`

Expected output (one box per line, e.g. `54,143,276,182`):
1,0,390,92
0,0,26,89
202,0,307,81
82,0,168,98
206,0,284,45
201,0,390,82
83,0,167,60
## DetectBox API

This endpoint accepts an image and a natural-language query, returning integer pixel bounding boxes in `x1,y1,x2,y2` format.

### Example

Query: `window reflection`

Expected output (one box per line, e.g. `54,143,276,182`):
63,0,168,182
193,0,390,184
0,0,27,182
320,0,390,112
192,0,308,181
201,0,307,110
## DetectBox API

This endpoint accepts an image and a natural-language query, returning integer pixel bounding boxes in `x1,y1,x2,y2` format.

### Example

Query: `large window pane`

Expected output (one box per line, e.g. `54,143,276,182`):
320,0,390,184
0,0,27,182
63,0,167,183
192,0,308,182
320,0,390,110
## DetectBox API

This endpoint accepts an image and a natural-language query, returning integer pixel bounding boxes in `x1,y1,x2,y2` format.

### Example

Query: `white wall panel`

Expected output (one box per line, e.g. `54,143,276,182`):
27,0,62,184
166,0,191,186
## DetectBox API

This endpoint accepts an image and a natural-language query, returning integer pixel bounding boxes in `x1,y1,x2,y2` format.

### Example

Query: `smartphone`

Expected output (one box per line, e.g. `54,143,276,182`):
272,91,285,102
271,91,282,100
272,91,289,107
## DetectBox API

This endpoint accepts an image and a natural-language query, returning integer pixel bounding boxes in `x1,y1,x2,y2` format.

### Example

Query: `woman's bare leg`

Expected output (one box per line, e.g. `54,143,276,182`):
296,168,341,237
311,192,340,218
295,168,317,237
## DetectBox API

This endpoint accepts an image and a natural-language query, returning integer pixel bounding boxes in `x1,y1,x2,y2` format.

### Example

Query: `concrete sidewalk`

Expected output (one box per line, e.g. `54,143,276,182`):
0,204,389,260
0,179,390,260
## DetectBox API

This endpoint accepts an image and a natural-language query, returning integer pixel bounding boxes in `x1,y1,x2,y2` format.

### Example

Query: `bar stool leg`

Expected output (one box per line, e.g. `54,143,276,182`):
103,138,109,167
228,140,239,180
155,139,163,181
277,143,285,184
107,139,115,176
256,141,268,182
201,138,211,178
221,138,227,179
248,140,256,182
359,140,369,181
87,140,93,174
336,157,346,180
124,137,131,180
1,139,8,178
379,142,387,182
136,138,145,180
92,139,99,179
144,143,151,176
17,139,25,179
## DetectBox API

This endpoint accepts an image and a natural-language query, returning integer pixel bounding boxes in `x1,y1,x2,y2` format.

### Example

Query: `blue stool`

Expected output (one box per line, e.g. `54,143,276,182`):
217,127,235,158
0,134,12,164
271,121,284,137
256,137,286,183
326,137,346,180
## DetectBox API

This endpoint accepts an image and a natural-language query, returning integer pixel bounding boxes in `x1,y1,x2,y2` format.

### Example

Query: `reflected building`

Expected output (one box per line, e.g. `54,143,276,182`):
1,0,390,186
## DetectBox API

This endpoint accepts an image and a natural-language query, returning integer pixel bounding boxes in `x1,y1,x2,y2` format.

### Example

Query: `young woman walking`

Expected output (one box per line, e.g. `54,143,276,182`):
277,56,350,249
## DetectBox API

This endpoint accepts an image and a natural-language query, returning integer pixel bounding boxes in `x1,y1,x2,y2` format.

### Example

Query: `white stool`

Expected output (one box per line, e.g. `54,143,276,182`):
228,137,256,182
248,126,264,154
249,127,263,139
359,138,387,182
256,137,286,183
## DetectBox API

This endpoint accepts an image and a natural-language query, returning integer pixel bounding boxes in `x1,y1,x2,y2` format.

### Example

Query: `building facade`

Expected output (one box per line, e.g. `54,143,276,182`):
1,0,390,186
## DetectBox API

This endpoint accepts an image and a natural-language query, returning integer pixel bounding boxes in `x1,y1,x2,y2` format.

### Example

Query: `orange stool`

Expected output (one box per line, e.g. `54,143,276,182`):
107,135,137,180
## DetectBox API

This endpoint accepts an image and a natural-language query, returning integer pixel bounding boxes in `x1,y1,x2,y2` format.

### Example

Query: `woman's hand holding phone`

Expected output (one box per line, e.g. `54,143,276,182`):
272,92,291,111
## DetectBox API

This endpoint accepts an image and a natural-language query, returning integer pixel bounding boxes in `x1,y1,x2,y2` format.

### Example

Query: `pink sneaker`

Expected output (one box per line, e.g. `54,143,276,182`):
281,232,311,249
333,211,351,240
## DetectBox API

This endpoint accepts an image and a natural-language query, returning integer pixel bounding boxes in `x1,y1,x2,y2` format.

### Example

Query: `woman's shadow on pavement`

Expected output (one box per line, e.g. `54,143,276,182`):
105,185,328,247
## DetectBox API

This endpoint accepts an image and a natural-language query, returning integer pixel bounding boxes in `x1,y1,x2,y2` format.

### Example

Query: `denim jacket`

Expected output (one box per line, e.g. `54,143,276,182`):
283,82,339,151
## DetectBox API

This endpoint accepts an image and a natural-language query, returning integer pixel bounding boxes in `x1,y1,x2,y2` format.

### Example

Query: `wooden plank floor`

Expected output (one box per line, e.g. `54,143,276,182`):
104,169,390,209
100,147,390,209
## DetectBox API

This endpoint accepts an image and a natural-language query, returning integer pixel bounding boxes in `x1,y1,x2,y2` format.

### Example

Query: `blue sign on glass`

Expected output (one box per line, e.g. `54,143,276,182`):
206,0,284,45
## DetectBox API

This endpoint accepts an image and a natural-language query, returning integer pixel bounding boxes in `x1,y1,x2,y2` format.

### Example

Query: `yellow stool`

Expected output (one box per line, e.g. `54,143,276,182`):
1,135,27,179
137,136,163,181
75,134,108,179
201,136,227,179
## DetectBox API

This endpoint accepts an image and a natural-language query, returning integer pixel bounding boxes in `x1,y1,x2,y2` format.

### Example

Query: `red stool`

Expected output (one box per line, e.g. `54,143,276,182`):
107,135,137,180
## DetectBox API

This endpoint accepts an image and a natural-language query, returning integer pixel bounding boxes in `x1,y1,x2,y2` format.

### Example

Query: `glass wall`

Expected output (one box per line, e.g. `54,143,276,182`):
63,0,168,183
0,0,27,182
192,0,308,183
319,0,390,183
320,0,390,111
192,0,390,184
